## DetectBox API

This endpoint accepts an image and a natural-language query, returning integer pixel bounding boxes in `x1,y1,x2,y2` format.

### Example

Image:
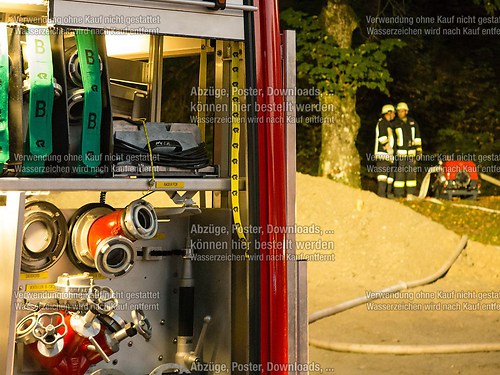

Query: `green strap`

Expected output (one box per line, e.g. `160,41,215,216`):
75,30,102,168
26,25,53,157
0,24,10,163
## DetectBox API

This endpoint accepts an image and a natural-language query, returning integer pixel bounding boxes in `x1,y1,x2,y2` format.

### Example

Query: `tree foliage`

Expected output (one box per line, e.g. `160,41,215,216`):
281,5,404,184
281,9,404,97
391,54,499,158
473,0,500,14
281,0,498,192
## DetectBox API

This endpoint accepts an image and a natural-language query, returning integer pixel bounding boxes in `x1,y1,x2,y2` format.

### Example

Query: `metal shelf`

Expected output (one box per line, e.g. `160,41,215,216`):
0,177,230,192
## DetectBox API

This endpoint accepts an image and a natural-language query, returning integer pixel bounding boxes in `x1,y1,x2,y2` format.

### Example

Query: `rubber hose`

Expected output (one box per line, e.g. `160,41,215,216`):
309,340,500,355
308,235,500,354
309,235,469,324
480,173,500,188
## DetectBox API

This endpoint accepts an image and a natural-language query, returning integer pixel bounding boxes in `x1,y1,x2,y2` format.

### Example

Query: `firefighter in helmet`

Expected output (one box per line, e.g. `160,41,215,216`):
374,104,395,197
393,102,422,197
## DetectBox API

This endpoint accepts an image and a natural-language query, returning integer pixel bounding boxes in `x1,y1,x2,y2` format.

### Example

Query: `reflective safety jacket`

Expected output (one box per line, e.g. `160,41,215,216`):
394,117,422,157
374,117,394,161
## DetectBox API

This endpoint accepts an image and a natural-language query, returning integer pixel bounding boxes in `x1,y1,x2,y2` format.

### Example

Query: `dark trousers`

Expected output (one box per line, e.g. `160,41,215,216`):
376,160,391,197
395,157,417,197
387,162,396,195
406,157,418,195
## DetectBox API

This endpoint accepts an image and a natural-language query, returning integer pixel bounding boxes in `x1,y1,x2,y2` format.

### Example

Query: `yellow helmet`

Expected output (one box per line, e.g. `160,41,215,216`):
396,102,409,111
381,104,395,115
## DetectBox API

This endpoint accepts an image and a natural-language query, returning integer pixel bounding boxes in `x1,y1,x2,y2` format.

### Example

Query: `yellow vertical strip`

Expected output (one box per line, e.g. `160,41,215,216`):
230,42,248,256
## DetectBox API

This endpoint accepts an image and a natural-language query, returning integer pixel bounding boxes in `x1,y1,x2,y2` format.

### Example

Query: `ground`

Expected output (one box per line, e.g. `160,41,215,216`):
296,173,500,375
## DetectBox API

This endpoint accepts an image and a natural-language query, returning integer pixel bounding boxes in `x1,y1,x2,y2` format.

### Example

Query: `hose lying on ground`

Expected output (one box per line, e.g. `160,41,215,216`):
412,195,500,214
447,203,500,214
308,340,500,355
480,173,500,188
308,235,469,324
308,235,500,354
418,166,441,199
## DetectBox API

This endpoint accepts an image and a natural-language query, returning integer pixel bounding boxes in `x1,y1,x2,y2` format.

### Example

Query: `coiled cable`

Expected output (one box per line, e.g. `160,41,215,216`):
113,138,210,170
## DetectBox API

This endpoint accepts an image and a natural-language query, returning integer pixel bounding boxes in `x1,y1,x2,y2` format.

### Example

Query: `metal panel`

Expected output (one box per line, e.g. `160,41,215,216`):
297,260,309,371
282,30,304,374
14,215,188,374
0,178,231,192
149,35,164,122
12,207,232,374
50,0,246,40
0,192,25,374
190,209,232,371
107,57,149,84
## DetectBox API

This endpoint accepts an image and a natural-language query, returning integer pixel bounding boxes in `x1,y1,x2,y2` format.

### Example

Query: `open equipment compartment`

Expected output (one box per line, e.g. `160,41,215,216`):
0,1,306,375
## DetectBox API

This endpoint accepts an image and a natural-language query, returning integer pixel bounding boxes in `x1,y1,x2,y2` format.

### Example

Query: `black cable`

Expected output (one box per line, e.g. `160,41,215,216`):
115,141,207,161
112,115,144,127
114,138,210,169
113,152,208,168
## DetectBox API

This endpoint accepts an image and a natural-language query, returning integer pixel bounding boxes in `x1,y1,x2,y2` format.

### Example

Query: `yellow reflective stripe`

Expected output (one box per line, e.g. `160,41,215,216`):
397,150,408,155
387,177,394,184
378,135,388,144
414,138,422,146
395,128,403,147
394,181,405,188
387,128,394,148
407,180,417,187
377,175,388,181
408,150,417,156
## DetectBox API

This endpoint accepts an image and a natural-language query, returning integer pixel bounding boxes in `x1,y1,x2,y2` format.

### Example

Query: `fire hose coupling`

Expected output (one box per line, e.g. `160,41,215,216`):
67,88,85,124
87,199,158,277
69,200,158,278
121,199,158,240
16,313,40,346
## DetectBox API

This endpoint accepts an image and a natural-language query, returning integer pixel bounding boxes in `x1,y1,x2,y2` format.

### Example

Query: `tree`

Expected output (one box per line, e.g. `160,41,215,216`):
282,0,403,187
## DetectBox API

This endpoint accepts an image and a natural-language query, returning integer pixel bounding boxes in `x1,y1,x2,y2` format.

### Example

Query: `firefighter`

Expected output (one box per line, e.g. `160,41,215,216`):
374,104,395,197
394,102,422,197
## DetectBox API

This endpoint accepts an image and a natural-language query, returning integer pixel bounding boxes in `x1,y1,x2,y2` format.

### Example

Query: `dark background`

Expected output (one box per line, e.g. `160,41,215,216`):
280,0,499,195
